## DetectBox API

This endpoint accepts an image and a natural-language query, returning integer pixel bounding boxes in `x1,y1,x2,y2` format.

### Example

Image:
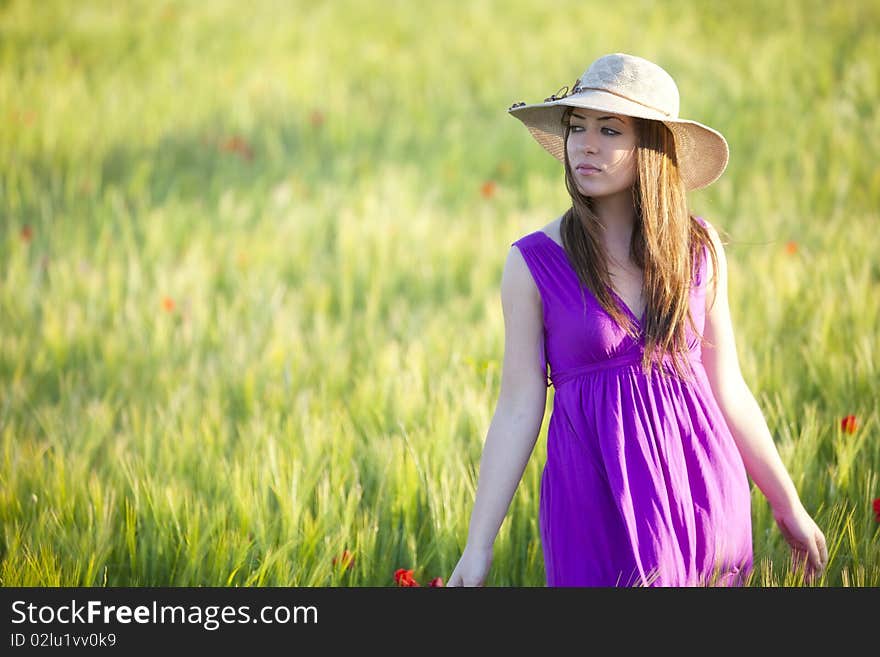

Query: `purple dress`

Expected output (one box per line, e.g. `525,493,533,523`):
512,217,753,587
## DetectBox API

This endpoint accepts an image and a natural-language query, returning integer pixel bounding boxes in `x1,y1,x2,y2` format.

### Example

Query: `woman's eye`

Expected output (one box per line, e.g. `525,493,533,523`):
570,125,620,136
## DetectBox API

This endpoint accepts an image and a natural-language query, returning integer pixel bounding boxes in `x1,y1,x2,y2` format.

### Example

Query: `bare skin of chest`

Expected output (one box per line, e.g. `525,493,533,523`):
608,264,646,320
544,217,646,320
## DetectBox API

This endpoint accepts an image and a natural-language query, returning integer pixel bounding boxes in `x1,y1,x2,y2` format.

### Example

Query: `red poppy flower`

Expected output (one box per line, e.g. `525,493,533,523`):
20,225,33,242
11,110,36,125
840,415,858,434
393,568,419,587
161,296,176,313
785,241,798,255
309,110,324,127
332,550,355,570
480,180,497,199
873,498,880,523
429,577,444,587
219,135,254,161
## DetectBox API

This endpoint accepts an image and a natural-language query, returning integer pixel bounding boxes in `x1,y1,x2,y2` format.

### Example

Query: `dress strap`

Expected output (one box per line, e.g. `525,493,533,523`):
510,231,563,300
692,215,711,288
511,231,557,387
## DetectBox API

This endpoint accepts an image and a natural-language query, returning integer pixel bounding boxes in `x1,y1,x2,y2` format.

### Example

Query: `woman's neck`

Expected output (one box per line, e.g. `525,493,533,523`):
591,190,637,263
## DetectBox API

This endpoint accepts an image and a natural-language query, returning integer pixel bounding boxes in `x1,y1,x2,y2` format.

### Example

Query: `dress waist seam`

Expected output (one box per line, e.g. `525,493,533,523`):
549,350,702,387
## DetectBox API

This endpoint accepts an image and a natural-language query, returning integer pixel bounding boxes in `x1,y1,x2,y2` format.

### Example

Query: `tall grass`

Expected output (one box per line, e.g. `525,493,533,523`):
1,0,877,586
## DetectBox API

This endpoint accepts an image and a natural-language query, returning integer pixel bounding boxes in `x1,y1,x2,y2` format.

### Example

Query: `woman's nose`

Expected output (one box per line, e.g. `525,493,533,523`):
580,131,598,153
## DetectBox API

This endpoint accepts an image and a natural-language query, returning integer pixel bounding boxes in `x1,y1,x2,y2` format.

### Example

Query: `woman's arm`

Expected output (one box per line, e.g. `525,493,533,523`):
700,223,828,576
447,245,547,585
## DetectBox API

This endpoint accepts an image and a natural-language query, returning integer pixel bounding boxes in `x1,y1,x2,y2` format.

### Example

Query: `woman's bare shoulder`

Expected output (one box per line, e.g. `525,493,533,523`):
507,213,564,300
539,215,564,247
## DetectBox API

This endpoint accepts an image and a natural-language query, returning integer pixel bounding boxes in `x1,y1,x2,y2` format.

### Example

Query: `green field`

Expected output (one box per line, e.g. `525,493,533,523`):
1,0,878,586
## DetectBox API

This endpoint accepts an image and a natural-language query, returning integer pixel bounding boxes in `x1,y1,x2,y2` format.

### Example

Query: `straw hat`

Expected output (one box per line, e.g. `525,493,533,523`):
507,53,729,190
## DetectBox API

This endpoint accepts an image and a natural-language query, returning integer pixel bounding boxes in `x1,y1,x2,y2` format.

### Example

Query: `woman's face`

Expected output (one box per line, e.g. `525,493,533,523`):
565,108,638,198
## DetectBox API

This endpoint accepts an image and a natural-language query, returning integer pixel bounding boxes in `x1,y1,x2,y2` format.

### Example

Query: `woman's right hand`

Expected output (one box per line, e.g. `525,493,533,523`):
772,503,828,581
445,545,493,587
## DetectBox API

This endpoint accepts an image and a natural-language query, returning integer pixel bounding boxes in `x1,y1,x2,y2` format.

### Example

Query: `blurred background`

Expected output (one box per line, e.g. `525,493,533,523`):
1,0,877,586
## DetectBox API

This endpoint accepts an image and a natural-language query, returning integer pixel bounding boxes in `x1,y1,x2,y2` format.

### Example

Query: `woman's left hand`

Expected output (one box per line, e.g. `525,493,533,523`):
772,504,828,582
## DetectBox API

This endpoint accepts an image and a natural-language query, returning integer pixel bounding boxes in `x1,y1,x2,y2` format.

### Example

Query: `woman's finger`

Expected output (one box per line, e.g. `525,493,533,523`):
817,531,828,565
806,538,821,573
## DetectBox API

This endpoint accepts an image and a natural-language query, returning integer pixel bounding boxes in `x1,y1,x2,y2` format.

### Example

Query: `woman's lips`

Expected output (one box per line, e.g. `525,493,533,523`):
576,165,601,175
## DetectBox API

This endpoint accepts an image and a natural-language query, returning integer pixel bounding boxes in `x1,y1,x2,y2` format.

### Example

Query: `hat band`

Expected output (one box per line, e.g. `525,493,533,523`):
572,86,673,118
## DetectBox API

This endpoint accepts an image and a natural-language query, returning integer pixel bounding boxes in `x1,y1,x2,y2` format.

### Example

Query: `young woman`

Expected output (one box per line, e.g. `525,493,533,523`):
446,53,827,587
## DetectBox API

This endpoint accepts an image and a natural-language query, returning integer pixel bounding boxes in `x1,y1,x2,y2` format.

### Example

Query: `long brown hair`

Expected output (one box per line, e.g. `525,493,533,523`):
559,107,720,381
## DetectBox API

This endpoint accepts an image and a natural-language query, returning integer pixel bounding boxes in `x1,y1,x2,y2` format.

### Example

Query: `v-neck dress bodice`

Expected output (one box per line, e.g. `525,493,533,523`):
511,216,753,586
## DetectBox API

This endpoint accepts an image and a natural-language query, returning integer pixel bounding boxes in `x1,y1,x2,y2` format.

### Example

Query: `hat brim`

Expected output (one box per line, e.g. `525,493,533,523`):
508,90,729,190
